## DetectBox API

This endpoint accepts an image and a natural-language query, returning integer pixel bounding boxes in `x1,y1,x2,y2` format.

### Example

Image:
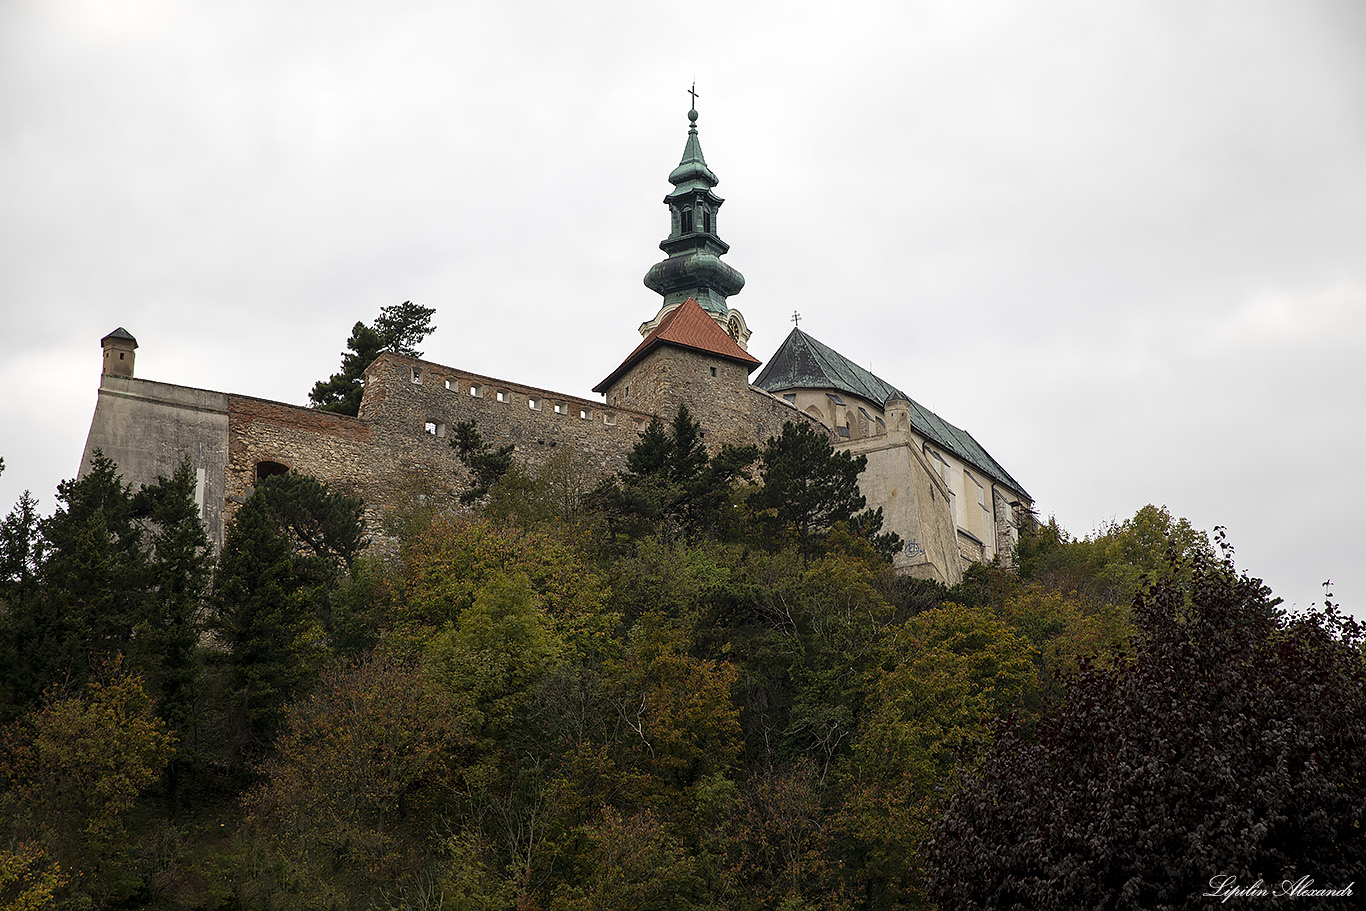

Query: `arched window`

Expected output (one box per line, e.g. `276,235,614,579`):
681,206,694,233
255,460,289,482
702,208,712,234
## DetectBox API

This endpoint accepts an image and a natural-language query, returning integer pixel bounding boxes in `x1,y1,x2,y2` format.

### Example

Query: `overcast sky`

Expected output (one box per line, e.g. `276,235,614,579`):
2,0,1363,615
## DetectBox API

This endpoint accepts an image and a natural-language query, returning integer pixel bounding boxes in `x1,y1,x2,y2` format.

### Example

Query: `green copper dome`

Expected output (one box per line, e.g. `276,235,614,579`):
643,102,745,316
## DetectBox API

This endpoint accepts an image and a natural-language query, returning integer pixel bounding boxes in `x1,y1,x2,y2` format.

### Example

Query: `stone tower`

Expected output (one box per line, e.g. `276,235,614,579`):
101,327,138,377
639,98,751,350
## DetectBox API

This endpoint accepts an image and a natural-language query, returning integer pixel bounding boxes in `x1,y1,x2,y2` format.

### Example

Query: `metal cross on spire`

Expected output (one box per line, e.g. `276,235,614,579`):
791,310,801,328
688,82,699,111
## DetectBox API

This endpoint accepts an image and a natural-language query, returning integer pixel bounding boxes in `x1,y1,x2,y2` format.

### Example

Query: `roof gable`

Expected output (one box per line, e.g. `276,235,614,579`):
754,329,1028,496
754,329,906,406
594,298,760,393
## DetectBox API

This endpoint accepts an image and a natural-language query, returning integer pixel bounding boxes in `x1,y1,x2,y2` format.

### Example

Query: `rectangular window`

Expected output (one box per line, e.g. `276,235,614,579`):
411,367,423,384
469,383,482,398
444,378,456,391
603,412,617,426
425,421,446,438
553,403,567,415
495,389,508,403
528,397,542,412
579,408,591,420
783,393,797,404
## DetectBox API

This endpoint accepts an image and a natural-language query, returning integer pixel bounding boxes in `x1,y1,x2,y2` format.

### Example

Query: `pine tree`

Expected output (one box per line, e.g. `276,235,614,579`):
130,460,213,777
209,473,365,755
749,421,898,558
211,489,315,753
309,301,436,416
4,454,151,707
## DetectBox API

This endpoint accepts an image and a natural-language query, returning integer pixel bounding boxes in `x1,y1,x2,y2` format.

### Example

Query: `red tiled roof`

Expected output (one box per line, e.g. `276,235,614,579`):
594,298,762,393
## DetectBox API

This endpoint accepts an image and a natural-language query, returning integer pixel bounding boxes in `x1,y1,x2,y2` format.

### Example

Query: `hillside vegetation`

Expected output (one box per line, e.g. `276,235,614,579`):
1,416,1361,910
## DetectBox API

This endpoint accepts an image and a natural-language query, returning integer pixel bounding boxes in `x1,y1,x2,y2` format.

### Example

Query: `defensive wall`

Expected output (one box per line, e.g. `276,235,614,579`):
82,345,834,552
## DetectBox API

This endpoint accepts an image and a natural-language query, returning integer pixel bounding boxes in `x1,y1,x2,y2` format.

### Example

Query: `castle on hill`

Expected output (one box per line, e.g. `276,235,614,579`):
81,105,1031,585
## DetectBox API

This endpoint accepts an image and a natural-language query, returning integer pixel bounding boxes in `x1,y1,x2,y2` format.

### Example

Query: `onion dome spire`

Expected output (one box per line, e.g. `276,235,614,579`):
643,91,746,319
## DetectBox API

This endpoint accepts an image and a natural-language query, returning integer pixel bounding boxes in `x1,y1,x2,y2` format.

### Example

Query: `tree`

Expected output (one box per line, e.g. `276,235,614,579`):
928,541,1366,909
129,459,214,801
0,666,175,908
1,454,150,709
595,406,757,543
237,656,464,907
1014,504,1213,606
130,461,213,700
309,301,437,416
838,603,1040,908
749,421,899,559
450,420,515,507
210,473,364,753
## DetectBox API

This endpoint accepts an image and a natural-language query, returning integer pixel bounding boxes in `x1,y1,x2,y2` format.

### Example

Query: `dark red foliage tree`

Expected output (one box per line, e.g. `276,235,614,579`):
928,538,1366,910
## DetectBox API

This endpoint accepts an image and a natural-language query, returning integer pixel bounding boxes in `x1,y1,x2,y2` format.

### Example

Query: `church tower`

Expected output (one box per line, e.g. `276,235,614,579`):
639,93,751,350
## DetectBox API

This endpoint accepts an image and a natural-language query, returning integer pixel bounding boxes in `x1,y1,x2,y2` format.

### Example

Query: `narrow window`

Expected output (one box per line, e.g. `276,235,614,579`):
445,378,456,391
710,366,717,377
411,367,422,384
528,397,542,412
681,206,693,233
702,208,712,233
579,408,591,420
469,383,482,398
495,389,508,403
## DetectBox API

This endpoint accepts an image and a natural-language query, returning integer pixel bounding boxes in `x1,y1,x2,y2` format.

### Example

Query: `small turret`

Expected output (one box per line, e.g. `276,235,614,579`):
101,328,138,378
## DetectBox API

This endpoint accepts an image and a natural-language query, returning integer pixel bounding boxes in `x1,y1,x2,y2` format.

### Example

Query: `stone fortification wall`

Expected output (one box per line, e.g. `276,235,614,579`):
360,353,653,479
602,346,831,451
81,345,875,555
81,375,231,548
747,386,833,446
224,395,435,537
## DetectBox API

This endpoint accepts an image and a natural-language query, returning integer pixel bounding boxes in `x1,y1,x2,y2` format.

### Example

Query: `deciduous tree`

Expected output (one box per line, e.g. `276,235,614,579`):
0,666,174,908
928,543,1366,909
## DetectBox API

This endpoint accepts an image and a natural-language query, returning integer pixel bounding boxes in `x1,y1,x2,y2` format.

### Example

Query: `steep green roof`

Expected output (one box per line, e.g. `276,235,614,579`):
667,109,720,197
754,329,1028,497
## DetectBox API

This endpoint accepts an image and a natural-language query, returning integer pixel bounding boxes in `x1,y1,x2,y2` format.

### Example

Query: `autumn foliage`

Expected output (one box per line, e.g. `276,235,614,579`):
0,431,1360,909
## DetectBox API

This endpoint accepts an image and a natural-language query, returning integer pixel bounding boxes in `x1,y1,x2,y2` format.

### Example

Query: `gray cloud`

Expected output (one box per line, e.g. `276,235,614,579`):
2,0,1361,612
